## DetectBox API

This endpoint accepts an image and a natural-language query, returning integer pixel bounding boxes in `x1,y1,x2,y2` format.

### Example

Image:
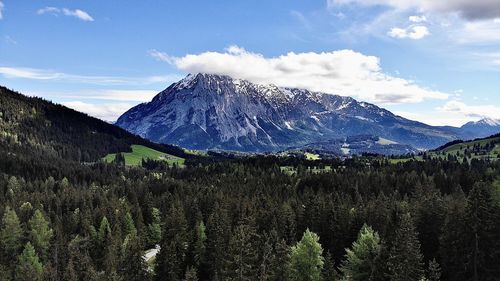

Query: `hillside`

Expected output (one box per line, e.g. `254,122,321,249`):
0,86,201,179
431,133,500,160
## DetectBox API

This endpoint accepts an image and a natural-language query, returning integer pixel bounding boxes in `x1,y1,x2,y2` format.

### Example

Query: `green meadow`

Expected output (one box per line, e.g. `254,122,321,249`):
104,145,185,167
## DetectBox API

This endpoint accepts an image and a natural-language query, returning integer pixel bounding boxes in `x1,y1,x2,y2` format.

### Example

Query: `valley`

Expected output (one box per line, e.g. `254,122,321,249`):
0,85,499,281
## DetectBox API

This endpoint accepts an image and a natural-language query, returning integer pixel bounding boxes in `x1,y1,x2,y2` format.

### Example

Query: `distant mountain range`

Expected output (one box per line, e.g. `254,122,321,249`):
116,73,500,153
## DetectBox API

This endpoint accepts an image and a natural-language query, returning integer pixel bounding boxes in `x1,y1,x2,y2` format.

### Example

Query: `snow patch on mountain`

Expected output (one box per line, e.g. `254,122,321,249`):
116,73,462,152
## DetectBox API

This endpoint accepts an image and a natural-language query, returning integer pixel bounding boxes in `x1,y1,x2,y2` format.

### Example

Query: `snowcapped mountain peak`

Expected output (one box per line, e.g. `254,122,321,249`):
477,118,500,126
116,73,461,152
464,117,500,127
460,117,500,138
175,73,199,89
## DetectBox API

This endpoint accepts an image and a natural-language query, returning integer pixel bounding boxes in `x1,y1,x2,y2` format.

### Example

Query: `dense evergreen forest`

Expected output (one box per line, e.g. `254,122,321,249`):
1,87,499,281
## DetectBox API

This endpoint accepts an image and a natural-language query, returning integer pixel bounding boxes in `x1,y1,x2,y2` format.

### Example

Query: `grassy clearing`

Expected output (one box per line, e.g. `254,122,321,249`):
104,145,185,167
305,152,321,160
388,156,423,164
183,148,208,156
388,158,412,164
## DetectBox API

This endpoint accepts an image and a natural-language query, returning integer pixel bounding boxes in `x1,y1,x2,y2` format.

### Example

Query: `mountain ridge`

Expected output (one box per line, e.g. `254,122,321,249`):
116,73,498,152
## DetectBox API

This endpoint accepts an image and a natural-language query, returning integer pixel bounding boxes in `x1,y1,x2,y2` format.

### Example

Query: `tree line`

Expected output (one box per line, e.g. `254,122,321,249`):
0,155,499,281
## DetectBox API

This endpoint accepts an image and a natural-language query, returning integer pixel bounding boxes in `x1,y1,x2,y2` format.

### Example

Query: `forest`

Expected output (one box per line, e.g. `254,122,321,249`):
1,154,499,281
0,87,499,281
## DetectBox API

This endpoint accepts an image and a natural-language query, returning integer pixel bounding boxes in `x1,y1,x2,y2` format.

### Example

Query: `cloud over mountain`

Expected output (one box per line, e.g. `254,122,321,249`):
438,100,500,119
328,0,500,20
152,46,448,104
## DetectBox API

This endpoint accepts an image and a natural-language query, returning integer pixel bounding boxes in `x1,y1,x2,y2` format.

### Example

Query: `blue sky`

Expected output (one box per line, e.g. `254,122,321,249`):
0,0,499,125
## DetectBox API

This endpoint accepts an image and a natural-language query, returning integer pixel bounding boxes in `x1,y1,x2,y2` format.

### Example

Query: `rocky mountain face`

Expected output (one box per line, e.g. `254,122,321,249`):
116,73,488,152
459,118,500,138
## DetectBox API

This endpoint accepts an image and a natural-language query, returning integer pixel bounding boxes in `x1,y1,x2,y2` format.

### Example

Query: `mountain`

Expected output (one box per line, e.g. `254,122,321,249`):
459,118,500,138
117,73,463,152
0,86,194,172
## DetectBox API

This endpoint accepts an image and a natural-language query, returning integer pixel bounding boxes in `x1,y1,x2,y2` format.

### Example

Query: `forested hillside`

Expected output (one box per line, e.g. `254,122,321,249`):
0,86,208,181
0,88,499,281
432,133,500,161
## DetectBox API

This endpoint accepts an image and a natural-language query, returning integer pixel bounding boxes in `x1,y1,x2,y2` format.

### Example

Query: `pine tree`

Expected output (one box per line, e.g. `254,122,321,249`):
0,206,23,260
155,204,188,281
118,234,151,281
64,258,78,281
15,242,43,281
322,251,340,281
7,176,21,193
369,241,390,281
28,209,54,258
222,219,259,281
427,259,441,281
206,204,231,280
98,216,112,246
270,238,290,281
183,267,198,281
193,221,207,268
96,216,115,271
114,153,126,166
147,208,162,247
387,213,424,281
340,224,381,281
258,235,273,281
439,195,468,281
464,182,499,281
288,229,324,281
123,211,137,237
67,236,99,281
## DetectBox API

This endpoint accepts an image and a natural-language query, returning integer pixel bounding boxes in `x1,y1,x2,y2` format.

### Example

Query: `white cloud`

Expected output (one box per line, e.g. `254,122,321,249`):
161,46,448,104
62,101,132,121
0,1,4,20
409,15,427,23
388,25,430,39
0,67,62,80
453,20,500,43
62,8,94,21
80,89,157,102
148,49,175,64
394,110,473,126
328,0,500,20
0,66,180,86
37,7,60,15
38,89,158,102
37,7,94,21
437,100,500,119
